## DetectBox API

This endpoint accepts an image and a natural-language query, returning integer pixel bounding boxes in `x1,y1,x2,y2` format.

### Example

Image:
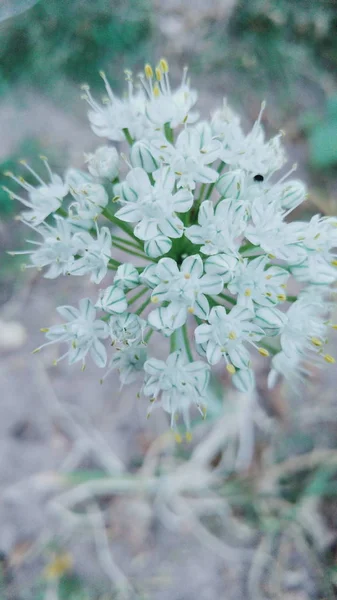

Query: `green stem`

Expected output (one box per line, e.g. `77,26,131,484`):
112,241,153,262
128,287,148,306
197,183,207,205
205,161,225,200
111,235,143,250
218,292,236,305
286,295,298,303
136,297,151,316
170,329,177,353
102,207,142,246
144,328,154,344
123,128,134,146
182,323,193,362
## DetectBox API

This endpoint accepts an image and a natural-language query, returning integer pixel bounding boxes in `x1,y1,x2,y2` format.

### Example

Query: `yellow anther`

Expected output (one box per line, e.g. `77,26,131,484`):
175,432,182,444
185,431,193,443
258,347,270,357
265,274,272,280
40,328,49,333
226,364,236,374
52,359,58,366
229,331,237,340
144,63,153,78
155,67,162,81
324,354,335,364
81,363,86,372
280,284,286,289
150,396,156,403
99,70,106,79
277,294,287,302
32,348,41,354
44,553,73,580
159,58,169,73
268,254,276,259
331,324,337,330
151,296,159,303
244,288,252,297
153,83,160,97
331,260,337,267
184,273,191,279
187,306,195,314
201,405,207,419
311,337,322,347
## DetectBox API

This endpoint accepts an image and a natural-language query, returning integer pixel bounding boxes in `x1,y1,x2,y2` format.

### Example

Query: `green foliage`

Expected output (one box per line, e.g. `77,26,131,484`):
0,0,153,96
301,95,337,170
196,0,337,107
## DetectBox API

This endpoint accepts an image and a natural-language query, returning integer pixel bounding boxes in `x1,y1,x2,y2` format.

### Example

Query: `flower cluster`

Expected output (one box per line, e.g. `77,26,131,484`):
9,60,337,437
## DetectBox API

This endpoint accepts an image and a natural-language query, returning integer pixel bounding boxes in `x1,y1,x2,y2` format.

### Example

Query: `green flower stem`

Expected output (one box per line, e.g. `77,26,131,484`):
205,161,225,200
164,122,174,144
128,286,148,306
144,328,154,344
111,235,143,250
112,241,154,262
218,292,236,305
170,329,177,353
197,183,207,205
102,207,142,246
182,323,193,362
136,297,151,316
108,259,122,270
122,128,134,146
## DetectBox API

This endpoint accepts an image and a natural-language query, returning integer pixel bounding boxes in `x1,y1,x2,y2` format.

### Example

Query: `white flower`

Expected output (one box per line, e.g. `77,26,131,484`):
148,255,223,334
245,200,306,262
153,123,221,190
38,299,109,368
69,181,109,221
15,216,78,279
82,72,149,142
131,141,159,173
106,345,147,386
212,101,286,175
280,295,330,359
185,199,243,256
115,167,193,256
289,216,337,284
109,312,146,347
143,62,199,128
95,285,127,315
227,256,289,310
195,305,264,368
85,146,119,180
70,226,112,284
143,351,210,429
5,158,68,225
114,263,140,290
204,254,239,284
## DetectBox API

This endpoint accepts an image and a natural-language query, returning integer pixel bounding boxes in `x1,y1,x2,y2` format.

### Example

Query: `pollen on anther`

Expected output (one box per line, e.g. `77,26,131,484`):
258,347,269,357
226,364,236,374
324,354,335,364
311,337,322,347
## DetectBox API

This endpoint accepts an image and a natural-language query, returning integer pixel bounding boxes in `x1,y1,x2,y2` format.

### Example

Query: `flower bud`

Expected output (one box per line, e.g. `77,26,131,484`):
86,146,119,180
216,169,245,198
279,179,306,211
114,263,139,290
130,141,158,173
254,307,287,337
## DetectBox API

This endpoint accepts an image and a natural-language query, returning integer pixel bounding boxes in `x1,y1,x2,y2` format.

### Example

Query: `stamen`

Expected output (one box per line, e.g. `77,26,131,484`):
324,354,335,364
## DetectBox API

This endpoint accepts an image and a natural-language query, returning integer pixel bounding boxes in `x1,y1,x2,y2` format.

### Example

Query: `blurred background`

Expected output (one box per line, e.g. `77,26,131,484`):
1,1,337,599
